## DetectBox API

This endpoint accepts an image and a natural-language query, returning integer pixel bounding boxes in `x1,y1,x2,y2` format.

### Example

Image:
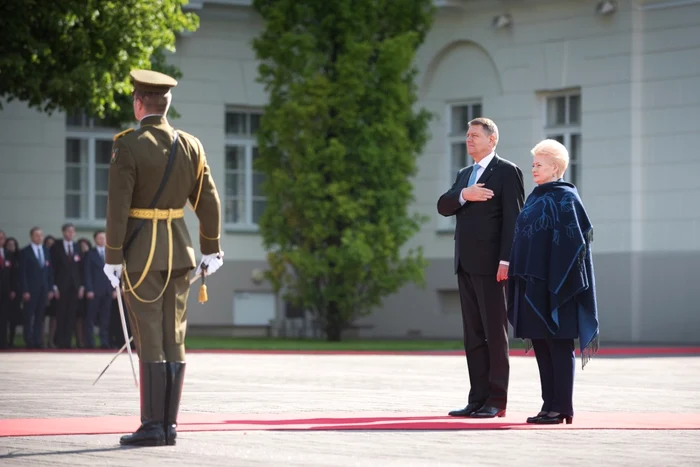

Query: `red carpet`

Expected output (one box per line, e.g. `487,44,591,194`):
183,347,700,357
1,412,698,437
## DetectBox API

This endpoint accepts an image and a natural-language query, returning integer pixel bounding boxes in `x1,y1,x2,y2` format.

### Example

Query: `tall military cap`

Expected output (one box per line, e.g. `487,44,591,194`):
130,69,178,93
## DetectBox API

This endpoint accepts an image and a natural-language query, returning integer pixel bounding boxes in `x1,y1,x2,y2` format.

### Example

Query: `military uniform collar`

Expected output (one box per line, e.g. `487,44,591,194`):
139,115,168,128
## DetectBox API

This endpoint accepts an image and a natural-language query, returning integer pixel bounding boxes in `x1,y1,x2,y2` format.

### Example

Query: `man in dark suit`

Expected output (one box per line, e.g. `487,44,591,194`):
0,229,6,349
84,230,116,348
20,227,55,349
437,117,524,418
50,223,84,348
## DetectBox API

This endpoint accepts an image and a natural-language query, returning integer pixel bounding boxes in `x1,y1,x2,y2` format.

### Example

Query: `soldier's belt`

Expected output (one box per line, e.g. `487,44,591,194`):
122,207,184,304
129,208,185,220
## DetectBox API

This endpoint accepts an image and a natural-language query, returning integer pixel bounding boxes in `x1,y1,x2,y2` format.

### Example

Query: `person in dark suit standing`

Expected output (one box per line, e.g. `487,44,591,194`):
74,237,93,348
2,237,22,348
437,117,524,418
50,223,84,349
43,235,59,347
0,229,6,349
20,227,55,349
84,230,115,349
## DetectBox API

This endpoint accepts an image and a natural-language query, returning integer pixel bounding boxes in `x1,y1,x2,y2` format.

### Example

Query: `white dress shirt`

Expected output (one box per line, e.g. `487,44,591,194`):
459,151,495,206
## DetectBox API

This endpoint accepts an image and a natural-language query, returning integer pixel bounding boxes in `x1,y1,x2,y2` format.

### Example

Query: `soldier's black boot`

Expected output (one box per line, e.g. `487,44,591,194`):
164,361,186,446
120,361,167,447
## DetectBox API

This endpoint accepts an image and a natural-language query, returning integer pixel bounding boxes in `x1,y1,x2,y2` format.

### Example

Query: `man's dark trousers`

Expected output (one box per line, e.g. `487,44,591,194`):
86,291,111,348
457,263,510,409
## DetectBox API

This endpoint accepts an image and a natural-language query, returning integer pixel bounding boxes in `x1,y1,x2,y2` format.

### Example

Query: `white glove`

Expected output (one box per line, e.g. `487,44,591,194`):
195,251,224,277
103,263,123,289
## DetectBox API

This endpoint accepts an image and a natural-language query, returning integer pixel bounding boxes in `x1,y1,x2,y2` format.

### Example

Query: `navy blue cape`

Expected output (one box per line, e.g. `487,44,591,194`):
507,180,600,368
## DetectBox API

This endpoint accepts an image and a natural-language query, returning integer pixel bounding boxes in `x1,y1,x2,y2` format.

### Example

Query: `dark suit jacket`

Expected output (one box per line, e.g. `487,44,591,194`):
83,248,112,296
20,244,54,295
50,240,82,291
437,154,525,275
1,253,19,298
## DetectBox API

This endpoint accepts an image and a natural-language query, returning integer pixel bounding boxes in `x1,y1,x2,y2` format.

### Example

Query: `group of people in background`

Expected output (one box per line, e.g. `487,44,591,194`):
0,224,131,350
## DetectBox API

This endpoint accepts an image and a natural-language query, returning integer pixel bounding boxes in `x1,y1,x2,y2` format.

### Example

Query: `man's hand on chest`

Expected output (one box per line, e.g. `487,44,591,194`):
461,183,494,202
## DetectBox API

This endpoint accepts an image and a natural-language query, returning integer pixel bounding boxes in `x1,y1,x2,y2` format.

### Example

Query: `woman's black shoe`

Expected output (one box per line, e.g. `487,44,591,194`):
526,411,548,423
534,413,573,425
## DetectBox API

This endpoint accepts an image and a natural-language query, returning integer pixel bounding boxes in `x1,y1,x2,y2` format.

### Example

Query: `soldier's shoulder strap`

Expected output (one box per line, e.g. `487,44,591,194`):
173,131,205,182
113,128,135,142
177,131,208,211
177,130,206,177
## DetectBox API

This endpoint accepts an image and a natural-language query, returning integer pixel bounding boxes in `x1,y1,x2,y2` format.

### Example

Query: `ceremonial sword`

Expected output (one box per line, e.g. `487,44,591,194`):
92,271,205,387
116,287,139,387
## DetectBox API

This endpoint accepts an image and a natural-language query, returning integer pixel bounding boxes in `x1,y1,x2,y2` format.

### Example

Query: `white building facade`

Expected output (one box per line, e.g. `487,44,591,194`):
1,0,699,343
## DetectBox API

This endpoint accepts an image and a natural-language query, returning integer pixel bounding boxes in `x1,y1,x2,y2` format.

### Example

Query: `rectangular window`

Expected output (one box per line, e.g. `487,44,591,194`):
65,113,119,223
543,91,581,187
448,102,482,182
442,101,482,229
225,109,265,227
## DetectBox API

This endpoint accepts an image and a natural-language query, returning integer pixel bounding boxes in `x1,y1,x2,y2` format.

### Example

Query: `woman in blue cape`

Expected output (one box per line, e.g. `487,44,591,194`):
507,139,599,425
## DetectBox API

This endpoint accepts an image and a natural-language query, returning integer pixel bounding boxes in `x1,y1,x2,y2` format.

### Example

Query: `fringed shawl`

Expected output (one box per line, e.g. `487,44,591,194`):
508,180,600,368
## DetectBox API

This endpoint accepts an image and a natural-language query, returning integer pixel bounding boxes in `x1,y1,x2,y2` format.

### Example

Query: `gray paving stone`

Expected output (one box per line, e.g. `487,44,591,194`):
0,351,698,466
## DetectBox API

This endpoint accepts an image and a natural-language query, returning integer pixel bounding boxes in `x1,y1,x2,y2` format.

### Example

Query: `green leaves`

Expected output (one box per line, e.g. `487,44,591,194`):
253,0,435,340
0,0,198,125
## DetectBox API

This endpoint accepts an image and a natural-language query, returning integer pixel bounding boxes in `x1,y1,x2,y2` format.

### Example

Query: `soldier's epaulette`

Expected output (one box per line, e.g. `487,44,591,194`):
113,128,134,141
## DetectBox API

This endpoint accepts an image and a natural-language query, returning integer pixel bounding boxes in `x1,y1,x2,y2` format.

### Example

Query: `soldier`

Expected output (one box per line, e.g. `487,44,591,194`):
103,69,224,447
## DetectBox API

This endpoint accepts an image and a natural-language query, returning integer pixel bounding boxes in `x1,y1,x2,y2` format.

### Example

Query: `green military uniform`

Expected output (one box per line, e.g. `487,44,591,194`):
105,69,221,447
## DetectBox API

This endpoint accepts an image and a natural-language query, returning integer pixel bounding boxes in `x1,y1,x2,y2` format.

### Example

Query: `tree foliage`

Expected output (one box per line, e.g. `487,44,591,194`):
0,0,198,125
252,0,435,340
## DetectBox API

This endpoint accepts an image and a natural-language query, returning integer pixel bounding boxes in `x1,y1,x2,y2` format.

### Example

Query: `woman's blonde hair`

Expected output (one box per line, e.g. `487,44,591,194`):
531,139,569,177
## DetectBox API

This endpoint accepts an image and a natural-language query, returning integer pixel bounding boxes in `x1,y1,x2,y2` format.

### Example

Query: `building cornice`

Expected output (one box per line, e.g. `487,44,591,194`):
185,0,484,10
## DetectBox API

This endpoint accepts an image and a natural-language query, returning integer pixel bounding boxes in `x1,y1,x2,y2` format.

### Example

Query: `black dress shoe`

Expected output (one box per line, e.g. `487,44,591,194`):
448,402,484,417
534,413,572,425
468,405,506,418
119,421,167,447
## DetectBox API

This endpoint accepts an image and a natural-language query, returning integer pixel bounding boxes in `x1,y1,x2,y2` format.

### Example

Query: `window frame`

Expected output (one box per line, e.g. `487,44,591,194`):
65,114,119,227
440,100,482,231
542,90,582,188
224,108,265,232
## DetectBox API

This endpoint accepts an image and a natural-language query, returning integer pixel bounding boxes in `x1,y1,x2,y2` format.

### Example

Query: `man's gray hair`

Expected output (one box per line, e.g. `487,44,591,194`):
468,117,499,146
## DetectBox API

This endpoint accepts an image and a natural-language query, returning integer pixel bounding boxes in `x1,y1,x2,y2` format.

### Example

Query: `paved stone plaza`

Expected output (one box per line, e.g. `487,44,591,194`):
0,350,698,466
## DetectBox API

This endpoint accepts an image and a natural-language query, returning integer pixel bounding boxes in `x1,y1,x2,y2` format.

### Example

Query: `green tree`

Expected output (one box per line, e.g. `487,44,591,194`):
0,0,198,125
252,0,435,341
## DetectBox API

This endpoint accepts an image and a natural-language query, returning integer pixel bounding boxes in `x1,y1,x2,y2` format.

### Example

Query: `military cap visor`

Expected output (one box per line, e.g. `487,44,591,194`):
130,69,178,93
